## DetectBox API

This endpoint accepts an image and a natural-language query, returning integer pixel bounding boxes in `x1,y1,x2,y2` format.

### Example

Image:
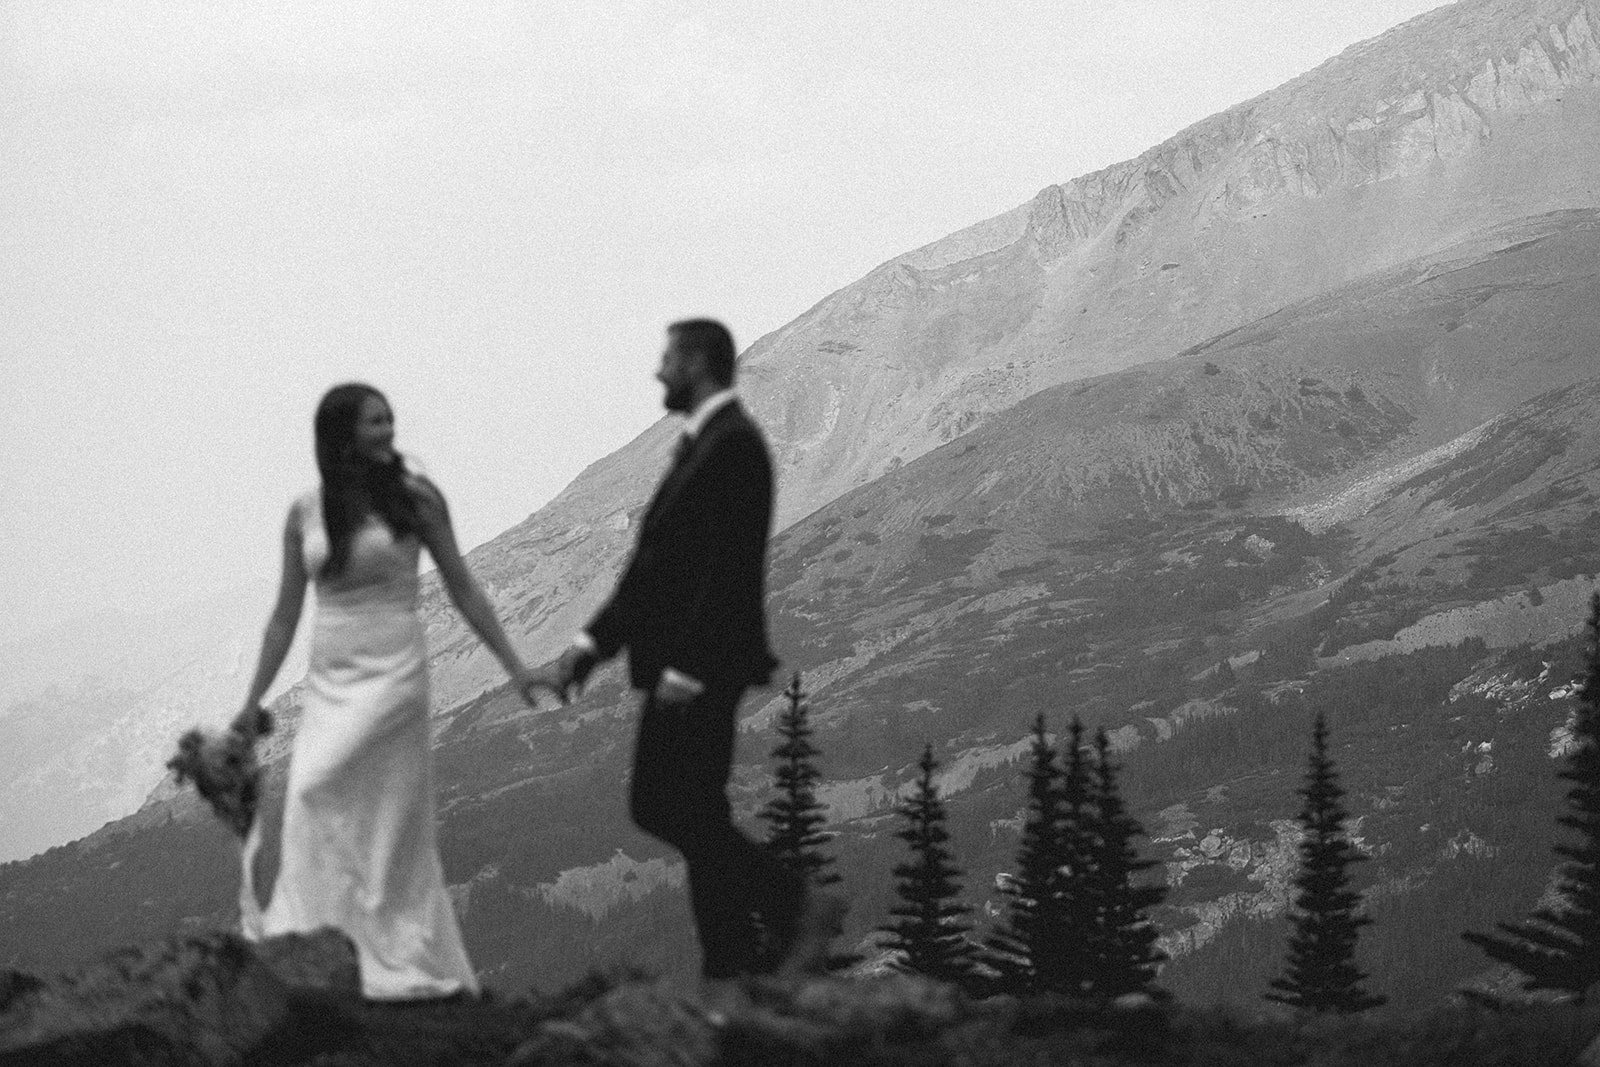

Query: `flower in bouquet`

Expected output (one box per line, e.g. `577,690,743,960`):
167,706,273,837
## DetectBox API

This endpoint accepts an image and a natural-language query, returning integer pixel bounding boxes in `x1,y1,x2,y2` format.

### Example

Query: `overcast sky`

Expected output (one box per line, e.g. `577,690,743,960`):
1,0,1446,650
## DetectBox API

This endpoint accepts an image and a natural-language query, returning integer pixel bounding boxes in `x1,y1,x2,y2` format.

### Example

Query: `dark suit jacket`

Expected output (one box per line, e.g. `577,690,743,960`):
586,399,779,690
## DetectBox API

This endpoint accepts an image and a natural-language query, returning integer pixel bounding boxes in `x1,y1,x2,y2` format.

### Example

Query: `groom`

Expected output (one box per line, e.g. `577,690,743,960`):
553,318,847,981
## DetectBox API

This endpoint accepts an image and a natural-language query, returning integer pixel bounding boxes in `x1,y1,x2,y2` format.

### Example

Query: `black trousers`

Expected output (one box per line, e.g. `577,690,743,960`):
629,683,806,979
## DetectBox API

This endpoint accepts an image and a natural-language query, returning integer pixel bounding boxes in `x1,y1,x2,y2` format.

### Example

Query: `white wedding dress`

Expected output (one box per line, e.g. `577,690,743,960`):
241,489,478,999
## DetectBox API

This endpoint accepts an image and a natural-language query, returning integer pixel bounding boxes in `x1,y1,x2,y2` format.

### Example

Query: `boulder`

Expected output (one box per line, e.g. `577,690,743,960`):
507,979,720,1067
785,972,967,1036
504,972,992,1067
722,973,985,1059
0,932,289,1066
252,927,361,994
0,972,42,1014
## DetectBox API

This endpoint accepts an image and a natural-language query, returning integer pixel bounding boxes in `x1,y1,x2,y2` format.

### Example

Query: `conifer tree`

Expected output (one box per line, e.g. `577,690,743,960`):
757,673,855,971
759,673,840,888
985,715,1096,995
1083,728,1168,1000
1463,593,1600,1004
1267,712,1385,1014
879,744,979,986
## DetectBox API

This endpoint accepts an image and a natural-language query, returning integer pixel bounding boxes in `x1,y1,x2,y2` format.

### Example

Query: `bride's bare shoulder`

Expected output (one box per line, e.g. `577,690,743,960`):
288,487,320,522
404,471,448,521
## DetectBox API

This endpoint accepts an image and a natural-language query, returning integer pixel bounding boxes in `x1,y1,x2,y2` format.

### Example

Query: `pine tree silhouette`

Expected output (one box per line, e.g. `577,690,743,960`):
879,743,980,986
1083,727,1167,1000
757,673,854,970
985,715,1096,996
758,673,840,888
1266,711,1385,1013
1463,593,1600,1004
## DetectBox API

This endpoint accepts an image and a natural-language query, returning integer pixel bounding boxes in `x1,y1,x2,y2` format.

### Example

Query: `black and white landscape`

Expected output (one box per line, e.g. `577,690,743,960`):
4,0,1600,1012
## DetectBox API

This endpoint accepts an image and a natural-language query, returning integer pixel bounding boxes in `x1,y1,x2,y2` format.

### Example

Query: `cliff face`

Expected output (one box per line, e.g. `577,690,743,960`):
768,0,1600,510
406,0,1600,718
907,0,1600,270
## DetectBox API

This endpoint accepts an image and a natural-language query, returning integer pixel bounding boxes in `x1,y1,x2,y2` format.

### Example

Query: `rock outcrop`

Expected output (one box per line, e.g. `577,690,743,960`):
0,929,356,1067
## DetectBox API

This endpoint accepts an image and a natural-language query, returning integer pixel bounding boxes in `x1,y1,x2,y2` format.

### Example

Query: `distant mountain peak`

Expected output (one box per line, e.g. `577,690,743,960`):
904,0,1600,277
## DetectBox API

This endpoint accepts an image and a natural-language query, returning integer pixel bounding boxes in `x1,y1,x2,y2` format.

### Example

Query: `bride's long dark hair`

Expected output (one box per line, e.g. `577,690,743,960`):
313,383,422,579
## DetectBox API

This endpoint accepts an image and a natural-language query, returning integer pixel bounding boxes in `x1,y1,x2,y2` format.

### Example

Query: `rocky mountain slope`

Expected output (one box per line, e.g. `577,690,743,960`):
7,0,1600,866
5,0,1600,1012
4,206,1598,1009
414,0,1600,711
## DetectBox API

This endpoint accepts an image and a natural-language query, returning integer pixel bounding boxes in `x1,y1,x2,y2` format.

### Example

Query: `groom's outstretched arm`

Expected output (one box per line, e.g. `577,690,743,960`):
553,640,599,702
556,536,653,697
556,525,655,699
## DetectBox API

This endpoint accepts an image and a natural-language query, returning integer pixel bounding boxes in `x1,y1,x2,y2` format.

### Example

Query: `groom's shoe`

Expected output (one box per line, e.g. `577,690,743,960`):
771,889,849,980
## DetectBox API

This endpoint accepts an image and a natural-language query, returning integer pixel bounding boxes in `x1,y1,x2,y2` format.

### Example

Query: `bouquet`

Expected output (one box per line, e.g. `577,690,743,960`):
166,705,273,837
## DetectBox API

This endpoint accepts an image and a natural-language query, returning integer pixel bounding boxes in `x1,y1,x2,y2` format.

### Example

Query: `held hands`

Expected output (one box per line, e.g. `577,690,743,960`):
551,645,599,704
539,645,702,706
513,667,563,711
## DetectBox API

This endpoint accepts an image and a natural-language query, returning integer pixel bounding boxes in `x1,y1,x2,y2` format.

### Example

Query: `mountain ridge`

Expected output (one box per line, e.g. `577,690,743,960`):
6,205,1598,1010
421,0,1600,718
6,0,1600,1010
13,0,1596,780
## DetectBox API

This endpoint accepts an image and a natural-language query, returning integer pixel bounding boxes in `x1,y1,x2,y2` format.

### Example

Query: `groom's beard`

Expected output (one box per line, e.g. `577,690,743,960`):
662,381,694,413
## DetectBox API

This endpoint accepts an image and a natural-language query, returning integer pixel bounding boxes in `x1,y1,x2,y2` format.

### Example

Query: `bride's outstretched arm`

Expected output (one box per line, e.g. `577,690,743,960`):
234,503,309,732
410,476,547,707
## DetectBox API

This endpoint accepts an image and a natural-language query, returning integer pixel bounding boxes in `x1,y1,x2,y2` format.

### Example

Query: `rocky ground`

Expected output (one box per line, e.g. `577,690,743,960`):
4,930,1600,1066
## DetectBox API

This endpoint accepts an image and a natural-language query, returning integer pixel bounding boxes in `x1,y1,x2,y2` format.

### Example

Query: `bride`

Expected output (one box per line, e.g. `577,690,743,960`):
231,382,546,1000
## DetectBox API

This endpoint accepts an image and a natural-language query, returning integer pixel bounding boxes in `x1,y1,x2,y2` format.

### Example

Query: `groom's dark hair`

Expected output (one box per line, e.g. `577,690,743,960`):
669,318,736,387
